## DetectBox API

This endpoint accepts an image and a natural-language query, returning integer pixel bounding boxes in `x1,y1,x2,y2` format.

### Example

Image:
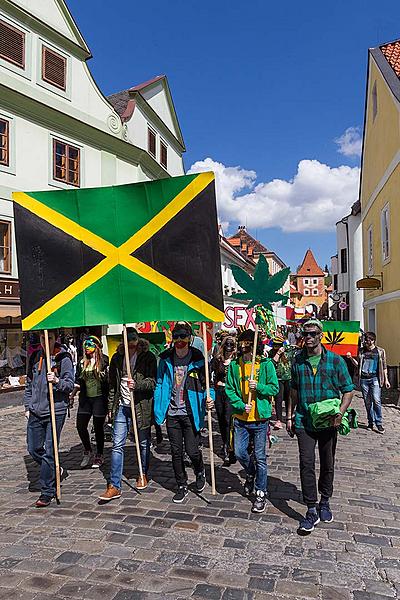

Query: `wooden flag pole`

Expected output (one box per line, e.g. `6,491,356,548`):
122,325,144,480
248,323,259,405
202,322,216,496
43,330,61,504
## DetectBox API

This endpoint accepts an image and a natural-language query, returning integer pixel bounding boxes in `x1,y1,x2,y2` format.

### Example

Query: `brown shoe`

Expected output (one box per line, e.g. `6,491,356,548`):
136,475,148,490
98,484,121,501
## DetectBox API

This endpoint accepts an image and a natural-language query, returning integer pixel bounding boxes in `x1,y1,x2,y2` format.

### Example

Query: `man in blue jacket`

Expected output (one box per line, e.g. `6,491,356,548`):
24,331,74,507
154,321,213,503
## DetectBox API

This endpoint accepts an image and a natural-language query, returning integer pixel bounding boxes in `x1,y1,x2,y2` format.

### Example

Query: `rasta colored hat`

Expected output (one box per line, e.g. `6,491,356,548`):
172,321,193,336
83,335,103,349
272,333,285,345
303,319,323,332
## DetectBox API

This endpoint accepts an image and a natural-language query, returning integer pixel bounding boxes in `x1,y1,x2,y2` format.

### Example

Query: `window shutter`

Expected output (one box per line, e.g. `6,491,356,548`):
0,20,25,68
42,46,66,90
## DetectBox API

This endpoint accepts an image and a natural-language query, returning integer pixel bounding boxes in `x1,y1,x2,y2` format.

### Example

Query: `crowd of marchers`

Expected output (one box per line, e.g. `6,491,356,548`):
23,320,389,534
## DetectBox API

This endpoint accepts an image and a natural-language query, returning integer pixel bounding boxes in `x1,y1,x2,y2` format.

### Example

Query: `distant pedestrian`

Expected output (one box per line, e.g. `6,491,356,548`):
67,337,78,372
154,322,214,503
225,329,279,514
24,331,74,507
211,334,236,465
288,319,354,533
270,334,292,430
347,332,390,434
71,336,109,469
99,328,157,500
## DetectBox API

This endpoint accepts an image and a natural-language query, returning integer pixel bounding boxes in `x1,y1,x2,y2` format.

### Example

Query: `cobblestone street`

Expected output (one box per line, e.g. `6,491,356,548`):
0,394,399,600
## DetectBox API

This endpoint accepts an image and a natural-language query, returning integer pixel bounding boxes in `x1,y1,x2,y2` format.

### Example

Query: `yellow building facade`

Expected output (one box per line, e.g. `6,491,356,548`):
360,42,400,364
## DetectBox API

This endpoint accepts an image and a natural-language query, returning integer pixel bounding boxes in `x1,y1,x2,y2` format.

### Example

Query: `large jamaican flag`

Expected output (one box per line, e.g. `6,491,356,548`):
13,172,224,330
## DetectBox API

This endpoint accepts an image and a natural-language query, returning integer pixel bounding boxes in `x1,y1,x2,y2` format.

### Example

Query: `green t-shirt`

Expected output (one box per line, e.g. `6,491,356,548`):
83,361,102,398
308,354,322,375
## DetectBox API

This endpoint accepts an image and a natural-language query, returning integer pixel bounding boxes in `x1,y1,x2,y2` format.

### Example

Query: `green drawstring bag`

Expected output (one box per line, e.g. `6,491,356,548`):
308,399,358,435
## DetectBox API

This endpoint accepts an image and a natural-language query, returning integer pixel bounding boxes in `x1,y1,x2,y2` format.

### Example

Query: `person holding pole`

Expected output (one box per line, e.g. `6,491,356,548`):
225,329,279,513
99,327,157,500
24,331,74,507
154,321,214,503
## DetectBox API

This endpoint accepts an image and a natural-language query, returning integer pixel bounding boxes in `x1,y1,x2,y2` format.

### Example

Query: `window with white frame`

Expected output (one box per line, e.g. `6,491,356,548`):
303,288,310,296
367,226,373,273
0,221,11,273
312,289,318,296
312,278,318,285
0,19,25,69
304,278,309,285
53,139,80,187
0,119,9,166
381,204,390,262
148,127,156,158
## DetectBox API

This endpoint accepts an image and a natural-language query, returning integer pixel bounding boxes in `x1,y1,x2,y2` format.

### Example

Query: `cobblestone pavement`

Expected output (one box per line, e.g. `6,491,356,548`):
0,394,399,600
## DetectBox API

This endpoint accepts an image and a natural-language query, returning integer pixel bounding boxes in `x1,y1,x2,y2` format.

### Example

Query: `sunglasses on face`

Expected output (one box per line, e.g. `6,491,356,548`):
172,333,189,340
302,330,320,338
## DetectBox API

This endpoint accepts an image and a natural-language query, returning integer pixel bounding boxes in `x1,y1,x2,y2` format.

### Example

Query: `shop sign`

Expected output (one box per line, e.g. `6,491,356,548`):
0,279,20,303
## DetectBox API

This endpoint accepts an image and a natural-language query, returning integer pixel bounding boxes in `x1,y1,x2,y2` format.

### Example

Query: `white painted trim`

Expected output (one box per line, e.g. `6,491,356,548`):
0,12,32,82
363,289,400,308
362,149,400,220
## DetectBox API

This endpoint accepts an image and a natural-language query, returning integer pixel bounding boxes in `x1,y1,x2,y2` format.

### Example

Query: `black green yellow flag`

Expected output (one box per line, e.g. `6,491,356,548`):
13,173,224,331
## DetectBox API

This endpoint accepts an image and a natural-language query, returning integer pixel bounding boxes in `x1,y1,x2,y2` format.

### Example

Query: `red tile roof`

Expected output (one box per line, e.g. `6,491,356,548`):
129,75,165,92
227,227,269,254
297,249,325,277
380,41,400,77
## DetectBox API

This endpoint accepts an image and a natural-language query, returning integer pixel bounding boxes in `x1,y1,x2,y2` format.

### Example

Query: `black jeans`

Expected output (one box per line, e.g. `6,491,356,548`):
166,414,204,486
214,387,233,447
76,413,106,455
275,380,290,421
296,427,338,507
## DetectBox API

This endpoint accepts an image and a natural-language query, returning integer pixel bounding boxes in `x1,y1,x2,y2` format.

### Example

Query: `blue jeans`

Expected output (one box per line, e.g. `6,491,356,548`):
234,418,268,492
27,412,66,498
360,377,383,426
110,405,151,488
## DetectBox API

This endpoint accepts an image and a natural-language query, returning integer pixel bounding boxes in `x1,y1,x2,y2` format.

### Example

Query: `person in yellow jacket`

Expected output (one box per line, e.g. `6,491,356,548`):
225,329,279,513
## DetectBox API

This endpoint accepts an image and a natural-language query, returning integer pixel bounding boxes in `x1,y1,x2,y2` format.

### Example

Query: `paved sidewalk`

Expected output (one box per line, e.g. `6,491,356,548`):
0,394,399,600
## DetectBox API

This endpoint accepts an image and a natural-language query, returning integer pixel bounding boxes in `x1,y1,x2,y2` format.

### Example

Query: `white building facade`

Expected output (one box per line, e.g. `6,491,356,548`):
331,201,364,326
0,0,186,379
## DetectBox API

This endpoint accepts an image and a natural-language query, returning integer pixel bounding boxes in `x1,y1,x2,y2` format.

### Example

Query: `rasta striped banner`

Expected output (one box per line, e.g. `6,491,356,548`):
13,172,224,331
322,321,360,357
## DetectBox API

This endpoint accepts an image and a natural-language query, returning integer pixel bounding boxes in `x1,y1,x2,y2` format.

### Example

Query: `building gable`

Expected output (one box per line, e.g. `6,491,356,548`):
7,0,90,56
360,47,400,208
138,78,183,145
297,249,325,277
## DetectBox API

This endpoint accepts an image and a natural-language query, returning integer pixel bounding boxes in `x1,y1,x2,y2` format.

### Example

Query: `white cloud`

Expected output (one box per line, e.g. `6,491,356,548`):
335,127,362,158
188,158,360,233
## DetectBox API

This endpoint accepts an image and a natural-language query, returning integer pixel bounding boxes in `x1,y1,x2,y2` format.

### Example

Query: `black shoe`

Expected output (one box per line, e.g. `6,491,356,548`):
196,471,206,493
228,452,237,465
243,476,255,497
367,423,374,431
251,490,267,513
376,424,385,434
299,509,320,532
319,501,333,523
173,485,189,503
35,494,52,508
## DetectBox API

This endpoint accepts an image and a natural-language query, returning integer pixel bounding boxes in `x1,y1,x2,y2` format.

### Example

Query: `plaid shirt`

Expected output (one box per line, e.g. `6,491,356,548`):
291,348,354,430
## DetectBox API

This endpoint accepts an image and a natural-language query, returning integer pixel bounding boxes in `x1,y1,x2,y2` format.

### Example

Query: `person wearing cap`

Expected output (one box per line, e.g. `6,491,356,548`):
154,321,214,503
225,329,279,513
99,327,157,500
287,318,354,533
70,336,109,468
211,334,237,465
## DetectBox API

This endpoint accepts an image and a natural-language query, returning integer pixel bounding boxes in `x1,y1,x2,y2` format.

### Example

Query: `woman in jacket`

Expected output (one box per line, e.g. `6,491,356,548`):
99,328,157,500
211,334,236,465
72,336,109,469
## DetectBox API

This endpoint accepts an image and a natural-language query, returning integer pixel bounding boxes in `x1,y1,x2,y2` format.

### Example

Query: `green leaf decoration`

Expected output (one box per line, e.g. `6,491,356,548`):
325,330,346,347
230,255,291,312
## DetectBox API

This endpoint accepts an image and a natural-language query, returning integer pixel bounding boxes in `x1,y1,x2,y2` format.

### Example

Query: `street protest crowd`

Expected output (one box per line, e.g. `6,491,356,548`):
23,320,390,534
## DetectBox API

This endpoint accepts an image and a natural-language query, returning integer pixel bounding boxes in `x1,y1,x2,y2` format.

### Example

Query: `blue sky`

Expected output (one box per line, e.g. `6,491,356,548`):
67,0,400,270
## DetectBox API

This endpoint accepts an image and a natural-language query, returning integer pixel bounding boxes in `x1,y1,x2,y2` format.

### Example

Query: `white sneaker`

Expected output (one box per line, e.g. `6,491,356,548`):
80,451,93,469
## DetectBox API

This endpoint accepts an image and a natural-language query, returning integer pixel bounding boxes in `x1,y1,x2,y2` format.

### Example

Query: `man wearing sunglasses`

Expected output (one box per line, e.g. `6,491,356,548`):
287,319,354,533
154,321,214,503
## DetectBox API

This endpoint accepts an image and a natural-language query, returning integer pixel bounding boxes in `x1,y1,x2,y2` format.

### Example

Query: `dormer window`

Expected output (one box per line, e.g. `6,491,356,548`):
160,140,168,169
42,46,66,90
0,19,25,69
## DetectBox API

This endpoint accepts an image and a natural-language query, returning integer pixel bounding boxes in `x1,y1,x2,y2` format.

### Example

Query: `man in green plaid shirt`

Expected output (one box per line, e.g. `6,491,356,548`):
287,319,354,533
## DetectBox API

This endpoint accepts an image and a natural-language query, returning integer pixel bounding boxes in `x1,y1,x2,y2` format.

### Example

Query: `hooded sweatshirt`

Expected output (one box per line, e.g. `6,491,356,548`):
24,345,74,418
